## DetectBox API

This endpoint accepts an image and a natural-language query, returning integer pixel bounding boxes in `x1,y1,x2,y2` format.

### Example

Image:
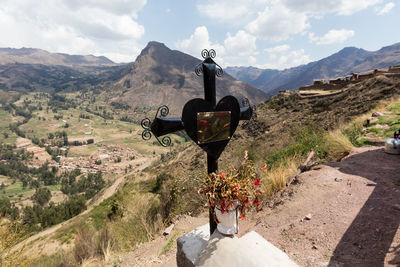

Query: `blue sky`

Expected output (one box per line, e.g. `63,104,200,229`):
0,0,399,69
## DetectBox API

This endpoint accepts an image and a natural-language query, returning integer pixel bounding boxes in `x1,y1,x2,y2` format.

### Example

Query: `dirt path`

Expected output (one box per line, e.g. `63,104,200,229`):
86,156,156,210
125,146,400,266
12,156,157,255
247,146,400,266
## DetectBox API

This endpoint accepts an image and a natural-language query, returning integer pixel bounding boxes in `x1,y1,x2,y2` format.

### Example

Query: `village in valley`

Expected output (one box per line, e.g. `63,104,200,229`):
17,138,142,174
0,90,184,208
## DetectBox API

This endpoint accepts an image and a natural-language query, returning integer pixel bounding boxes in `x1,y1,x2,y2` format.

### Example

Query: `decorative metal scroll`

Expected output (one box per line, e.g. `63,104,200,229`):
139,48,253,236
141,118,152,140
140,105,172,147
195,49,223,77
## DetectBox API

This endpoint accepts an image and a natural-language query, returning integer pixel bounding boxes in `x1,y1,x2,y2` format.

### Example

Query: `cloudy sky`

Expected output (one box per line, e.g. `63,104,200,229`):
0,0,399,69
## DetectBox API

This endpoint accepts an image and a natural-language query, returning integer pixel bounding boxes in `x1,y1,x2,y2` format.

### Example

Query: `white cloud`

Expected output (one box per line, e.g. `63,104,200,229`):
261,45,311,69
0,0,147,62
197,0,382,42
177,27,259,67
224,30,257,56
264,44,291,53
176,26,225,60
196,0,262,24
63,0,147,18
246,3,309,41
198,0,384,21
376,2,395,15
309,29,355,45
248,56,257,65
336,0,383,15
283,0,383,15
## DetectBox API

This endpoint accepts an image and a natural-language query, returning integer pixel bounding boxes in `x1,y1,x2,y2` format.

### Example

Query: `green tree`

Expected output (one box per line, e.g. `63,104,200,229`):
32,188,51,206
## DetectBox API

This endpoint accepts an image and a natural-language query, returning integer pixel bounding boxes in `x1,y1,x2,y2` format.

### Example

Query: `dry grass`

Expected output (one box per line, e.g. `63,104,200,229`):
260,127,354,197
0,222,31,267
111,193,162,252
73,225,96,264
98,223,114,264
261,158,298,196
324,130,353,161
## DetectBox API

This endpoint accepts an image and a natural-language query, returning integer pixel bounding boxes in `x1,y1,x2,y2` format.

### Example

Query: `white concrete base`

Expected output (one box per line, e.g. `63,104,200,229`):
177,224,210,267
177,224,299,267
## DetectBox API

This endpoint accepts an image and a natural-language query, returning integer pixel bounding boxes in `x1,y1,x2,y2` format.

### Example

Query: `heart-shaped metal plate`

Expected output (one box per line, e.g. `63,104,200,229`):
182,95,240,159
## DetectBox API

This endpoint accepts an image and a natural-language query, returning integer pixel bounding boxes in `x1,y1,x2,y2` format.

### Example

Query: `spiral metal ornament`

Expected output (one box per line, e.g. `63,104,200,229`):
195,63,203,76
208,49,216,58
141,117,151,129
157,136,172,147
201,49,216,59
142,129,152,140
140,117,152,141
215,63,223,77
201,49,209,59
156,105,169,118
140,106,173,147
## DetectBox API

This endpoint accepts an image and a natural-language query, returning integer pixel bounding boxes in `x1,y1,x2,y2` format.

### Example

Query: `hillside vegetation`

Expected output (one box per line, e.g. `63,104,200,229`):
5,73,397,266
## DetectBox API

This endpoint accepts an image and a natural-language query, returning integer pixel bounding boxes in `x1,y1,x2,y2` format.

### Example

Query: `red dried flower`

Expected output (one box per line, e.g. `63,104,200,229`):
260,164,268,172
221,202,226,214
253,197,259,207
252,179,261,186
199,154,263,221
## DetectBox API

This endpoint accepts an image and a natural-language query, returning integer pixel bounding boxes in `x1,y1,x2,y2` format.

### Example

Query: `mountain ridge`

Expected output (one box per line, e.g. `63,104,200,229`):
111,41,268,114
0,47,115,66
226,42,400,95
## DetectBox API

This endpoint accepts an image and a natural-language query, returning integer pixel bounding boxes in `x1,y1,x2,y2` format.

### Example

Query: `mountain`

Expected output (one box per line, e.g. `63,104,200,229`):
0,63,129,92
112,41,268,114
226,42,400,95
0,47,114,66
0,48,128,93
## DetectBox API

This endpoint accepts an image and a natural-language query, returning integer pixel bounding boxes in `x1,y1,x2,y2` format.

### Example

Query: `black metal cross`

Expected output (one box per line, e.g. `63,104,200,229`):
141,49,253,234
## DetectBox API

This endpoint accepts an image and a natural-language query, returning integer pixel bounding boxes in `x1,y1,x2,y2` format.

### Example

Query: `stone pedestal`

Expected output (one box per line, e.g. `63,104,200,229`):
177,224,299,267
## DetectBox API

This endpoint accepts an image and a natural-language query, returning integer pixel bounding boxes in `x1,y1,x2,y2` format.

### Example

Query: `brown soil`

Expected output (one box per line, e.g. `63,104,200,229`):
248,146,400,266
119,214,209,267
16,137,32,148
125,146,400,266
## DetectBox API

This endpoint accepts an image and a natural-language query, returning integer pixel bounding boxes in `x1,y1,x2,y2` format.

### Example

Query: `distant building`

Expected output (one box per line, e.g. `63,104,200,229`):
389,65,400,73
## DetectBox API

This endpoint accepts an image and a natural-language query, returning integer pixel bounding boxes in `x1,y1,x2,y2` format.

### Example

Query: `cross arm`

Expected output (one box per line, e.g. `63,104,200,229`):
140,105,184,147
151,117,183,137
240,106,253,121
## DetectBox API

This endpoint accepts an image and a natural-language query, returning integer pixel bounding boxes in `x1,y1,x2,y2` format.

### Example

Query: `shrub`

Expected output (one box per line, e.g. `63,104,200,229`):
262,158,298,196
151,173,173,193
32,187,51,206
266,125,326,168
341,121,364,146
74,225,96,264
323,130,352,161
